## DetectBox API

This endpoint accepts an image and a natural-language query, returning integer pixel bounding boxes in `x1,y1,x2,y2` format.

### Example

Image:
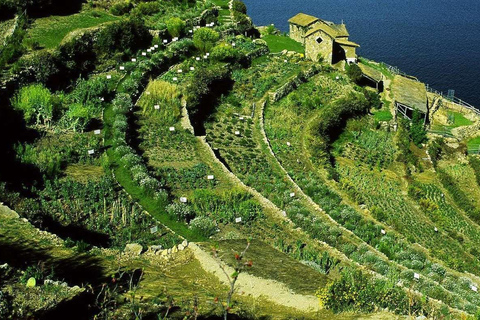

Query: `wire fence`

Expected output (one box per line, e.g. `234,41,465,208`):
380,61,480,116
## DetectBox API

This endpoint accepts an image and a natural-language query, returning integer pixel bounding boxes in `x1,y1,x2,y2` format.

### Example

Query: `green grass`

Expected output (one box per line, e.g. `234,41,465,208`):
449,111,473,127
262,35,304,54
468,136,480,154
25,10,120,49
373,110,393,121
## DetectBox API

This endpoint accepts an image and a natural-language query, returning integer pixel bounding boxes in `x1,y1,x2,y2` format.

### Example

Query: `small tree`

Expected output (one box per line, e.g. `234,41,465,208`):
166,17,185,38
12,84,54,127
347,63,363,83
410,109,427,147
193,27,219,53
231,0,247,14
212,240,252,320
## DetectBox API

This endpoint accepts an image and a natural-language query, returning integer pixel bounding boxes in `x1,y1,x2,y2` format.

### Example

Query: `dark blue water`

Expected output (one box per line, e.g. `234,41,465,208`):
244,0,480,108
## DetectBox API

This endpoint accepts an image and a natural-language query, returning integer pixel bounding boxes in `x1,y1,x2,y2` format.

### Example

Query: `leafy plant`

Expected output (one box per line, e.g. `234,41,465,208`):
11,84,54,127
165,17,185,37
193,27,219,53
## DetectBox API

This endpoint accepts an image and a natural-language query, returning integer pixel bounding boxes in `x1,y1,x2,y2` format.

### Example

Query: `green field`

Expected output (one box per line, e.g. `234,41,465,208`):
262,34,305,54
373,110,393,121
468,136,480,154
25,10,119,49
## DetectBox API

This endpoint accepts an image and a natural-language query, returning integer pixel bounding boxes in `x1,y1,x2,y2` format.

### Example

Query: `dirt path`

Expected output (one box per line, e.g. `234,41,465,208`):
188,243,321,313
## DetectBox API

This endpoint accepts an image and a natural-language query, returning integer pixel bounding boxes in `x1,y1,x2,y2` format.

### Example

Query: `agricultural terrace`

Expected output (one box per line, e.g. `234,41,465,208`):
264,70,480,312
2,0,480,318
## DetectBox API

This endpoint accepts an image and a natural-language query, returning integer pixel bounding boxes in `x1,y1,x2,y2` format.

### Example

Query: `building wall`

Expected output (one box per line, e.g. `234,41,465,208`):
342,46,357,63
305,30,333,63
289,24,306,44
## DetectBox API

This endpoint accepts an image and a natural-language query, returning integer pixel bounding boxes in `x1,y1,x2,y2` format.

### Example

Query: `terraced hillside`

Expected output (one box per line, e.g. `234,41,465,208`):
1,0,480,319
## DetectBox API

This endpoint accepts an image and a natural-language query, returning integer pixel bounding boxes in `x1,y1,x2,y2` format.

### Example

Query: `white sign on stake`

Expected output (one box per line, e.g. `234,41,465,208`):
211,22,215,26
287,142,291,147
179,197,187,203
196,57,201,61
235,217,242,223
289,192,295,198
142,52,147,56
94,129,101,135
189,30,193,33
169,127,175,132
284,59,288,63
163,39,168,43
154,44,159,48
88,149,95,155
234,131,240,136
381,229,386,235
471,285,478,292
119,66,125,70
132,58,137,62
414,273,420,280
207,175,214,180
146,92,150,95
173,77,178,81
178,69,182,73
239,116,244,120
147,49,151,53
154,105,160,110
232,42,236,47
203,55,208,59
190,67,195,71
173,37,178,42
150,226,158,234
206,52,210,56
106,75,112,79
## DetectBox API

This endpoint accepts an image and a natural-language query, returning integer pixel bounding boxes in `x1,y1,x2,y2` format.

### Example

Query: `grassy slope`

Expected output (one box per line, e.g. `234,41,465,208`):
263,34,305,54
198,239,328,296
25,10,119,49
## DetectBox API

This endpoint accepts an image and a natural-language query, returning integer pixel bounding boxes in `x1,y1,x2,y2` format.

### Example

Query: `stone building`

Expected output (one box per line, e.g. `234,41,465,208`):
288,13,360,64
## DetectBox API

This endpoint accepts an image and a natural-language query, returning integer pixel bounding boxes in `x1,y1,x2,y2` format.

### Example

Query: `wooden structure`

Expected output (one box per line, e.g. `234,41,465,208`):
358,62,384,92
288,13,360,64
392,75,429,121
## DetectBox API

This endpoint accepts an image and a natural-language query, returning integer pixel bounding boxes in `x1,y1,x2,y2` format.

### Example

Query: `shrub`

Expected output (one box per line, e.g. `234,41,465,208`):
346,63,362,83
232,0,247,14
167,203,195,222
110,1,133,16
12,84,54,127
211,43,239,62
410,109,427,147
112,93,132,114
190,216,217,237
193,27,219,53
96,18,152,57
166,17,185,38
321,269,412,315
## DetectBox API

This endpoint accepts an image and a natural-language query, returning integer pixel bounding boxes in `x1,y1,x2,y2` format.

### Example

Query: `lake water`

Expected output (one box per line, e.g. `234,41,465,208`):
243,0,480,108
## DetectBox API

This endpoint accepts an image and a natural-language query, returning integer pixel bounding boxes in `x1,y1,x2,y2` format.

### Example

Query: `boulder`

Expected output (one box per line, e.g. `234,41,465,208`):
124,243,143,256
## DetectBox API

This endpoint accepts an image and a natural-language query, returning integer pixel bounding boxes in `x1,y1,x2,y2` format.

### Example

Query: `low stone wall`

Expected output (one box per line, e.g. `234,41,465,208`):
268,65,319,103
